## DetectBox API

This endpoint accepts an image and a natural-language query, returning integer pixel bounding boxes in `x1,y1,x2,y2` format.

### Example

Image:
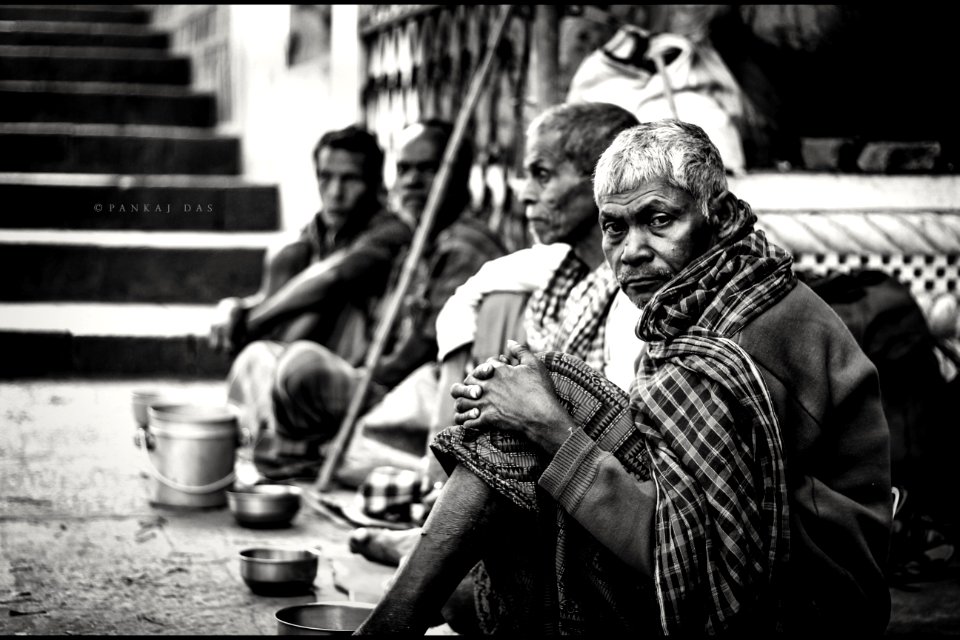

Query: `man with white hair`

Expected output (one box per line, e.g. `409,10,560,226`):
355,120,892,636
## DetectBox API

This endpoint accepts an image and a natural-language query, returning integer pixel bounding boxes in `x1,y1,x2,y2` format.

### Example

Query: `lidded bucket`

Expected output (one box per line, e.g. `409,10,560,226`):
140,403,239,508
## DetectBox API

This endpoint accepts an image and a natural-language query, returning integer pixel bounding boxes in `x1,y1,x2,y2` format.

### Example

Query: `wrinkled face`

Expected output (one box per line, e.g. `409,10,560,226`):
599,179,717,307
520,127,597,245
395,127,444,217
316,147,371,231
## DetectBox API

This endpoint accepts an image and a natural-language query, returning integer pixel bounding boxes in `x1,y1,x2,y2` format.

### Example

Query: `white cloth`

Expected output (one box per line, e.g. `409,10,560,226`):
435,242,572,361
602,289,646,391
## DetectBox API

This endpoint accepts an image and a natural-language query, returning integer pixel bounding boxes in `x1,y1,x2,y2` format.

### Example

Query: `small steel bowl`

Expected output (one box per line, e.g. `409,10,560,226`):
227,484,301,528
239,547,318,596
275,601,375,635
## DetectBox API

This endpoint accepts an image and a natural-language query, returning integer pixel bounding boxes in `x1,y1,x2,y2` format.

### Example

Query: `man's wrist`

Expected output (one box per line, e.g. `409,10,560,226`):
532,412,577,458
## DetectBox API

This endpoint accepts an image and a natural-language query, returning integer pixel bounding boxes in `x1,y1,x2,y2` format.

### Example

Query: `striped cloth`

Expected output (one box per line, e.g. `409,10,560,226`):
523,248,590,353
432,211,797,634
547,260,621,373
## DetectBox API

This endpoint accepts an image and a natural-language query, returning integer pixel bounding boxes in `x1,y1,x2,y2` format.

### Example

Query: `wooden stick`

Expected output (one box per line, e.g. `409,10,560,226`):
314,4,517,492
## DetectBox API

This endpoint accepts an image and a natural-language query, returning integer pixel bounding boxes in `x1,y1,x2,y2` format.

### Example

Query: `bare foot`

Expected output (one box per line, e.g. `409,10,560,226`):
349,527,421,567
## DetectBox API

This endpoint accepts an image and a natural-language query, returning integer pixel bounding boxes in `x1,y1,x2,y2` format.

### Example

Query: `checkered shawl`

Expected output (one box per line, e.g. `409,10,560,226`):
635,223,796,635
547,260,621,372
433,210,797,634
523,248,590,353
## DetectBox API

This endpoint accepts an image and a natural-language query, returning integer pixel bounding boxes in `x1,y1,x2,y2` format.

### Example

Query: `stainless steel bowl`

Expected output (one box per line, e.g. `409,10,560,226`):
227,484,301,528
275,601,375,635
239,547,318,596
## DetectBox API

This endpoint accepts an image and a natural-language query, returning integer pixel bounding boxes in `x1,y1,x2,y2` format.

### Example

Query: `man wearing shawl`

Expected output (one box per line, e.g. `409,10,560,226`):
356,120,892,636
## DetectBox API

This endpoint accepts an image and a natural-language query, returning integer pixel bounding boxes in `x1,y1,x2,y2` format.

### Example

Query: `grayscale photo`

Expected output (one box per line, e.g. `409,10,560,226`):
1,4,958,635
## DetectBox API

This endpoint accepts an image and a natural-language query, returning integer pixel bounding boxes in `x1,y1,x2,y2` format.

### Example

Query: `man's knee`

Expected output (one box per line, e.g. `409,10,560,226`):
273,341,338,436
275,341,334,393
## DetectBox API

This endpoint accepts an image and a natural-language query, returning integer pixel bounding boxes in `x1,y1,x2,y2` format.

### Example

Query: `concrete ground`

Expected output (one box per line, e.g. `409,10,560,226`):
1,378,958,635
0,378,407,635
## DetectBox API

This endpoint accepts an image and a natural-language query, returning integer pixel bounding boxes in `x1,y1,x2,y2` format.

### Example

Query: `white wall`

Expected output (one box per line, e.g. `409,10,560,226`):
229,5,364,232
149,4,363,232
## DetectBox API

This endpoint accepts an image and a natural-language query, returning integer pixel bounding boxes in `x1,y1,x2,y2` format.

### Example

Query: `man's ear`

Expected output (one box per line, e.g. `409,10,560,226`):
708,191,748,241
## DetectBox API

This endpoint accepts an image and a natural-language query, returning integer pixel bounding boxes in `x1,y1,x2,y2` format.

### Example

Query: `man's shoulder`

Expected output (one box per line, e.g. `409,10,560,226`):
747,281,854,341
353,208,414,244
736,280,870,377
438,216,505,258
481,242,573,272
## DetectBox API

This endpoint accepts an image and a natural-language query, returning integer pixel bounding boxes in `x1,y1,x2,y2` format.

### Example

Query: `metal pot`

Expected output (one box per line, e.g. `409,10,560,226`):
227,484,301,528
275,602,375,635
131,389,174,428
239,547,319,596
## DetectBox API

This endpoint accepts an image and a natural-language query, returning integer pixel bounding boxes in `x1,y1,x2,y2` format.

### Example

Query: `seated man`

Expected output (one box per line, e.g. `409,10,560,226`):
350,101,643,564
211,125,409,358
211,127,411,467
356,120,893,636
268,119,505,478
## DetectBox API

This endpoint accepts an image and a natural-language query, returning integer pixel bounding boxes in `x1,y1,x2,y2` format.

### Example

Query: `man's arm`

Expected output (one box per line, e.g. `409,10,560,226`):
451,341,657,575
209,236,310,353
435,242,571,362
373,228,502,388
245,218,411,339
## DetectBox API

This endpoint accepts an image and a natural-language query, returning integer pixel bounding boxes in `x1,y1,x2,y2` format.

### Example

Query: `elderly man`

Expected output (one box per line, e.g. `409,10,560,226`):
267,119,504,478
356,120,892,636
350,101,643,566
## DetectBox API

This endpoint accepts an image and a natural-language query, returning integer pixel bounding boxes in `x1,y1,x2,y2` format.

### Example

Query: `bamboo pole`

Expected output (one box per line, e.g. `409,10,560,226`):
314,4,517,492
532,4,560,110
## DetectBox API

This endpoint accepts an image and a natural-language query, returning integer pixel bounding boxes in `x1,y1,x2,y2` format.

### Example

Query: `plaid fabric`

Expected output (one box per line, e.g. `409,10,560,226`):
360,465,422,521
633,218,796,634
432,212,797,634
547,260,621,372
523,248,590,353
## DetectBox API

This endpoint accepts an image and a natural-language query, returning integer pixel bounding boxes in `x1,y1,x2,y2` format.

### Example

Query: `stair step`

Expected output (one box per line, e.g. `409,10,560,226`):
0,123,240,175
0,46,189,84
0,6,151,25
0,302,214,336
0,302,227,376
0,299,229,376
0,229,285,303
0,81,216,126
0,172,280,231
0,20,168,48
0,331,229,377
729,173,960,212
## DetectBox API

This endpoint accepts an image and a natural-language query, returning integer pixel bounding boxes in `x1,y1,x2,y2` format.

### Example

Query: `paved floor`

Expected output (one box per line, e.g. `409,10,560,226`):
0,379,403,635
1,379,958,635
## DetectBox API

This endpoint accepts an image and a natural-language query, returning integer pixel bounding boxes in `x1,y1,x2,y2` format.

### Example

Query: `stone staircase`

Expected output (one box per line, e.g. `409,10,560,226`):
0,4,280,378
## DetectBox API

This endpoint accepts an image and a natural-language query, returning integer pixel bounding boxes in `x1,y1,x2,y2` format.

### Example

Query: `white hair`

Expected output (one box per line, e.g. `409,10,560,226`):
593,119,728,220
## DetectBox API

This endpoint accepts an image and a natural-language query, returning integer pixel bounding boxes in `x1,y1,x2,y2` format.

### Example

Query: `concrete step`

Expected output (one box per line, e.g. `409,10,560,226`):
728,173,960,212
0,80,216,127
0,229,286,303
0,123,240,175
0,20,168,49
0,5,151,25
0,173,280,231
0,45,189,84
0,303,229,377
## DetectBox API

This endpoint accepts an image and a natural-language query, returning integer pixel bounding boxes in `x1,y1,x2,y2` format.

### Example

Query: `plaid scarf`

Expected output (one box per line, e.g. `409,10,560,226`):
546,260,621,373
633,220,796,635
524,248,590,353
432,212,797,634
